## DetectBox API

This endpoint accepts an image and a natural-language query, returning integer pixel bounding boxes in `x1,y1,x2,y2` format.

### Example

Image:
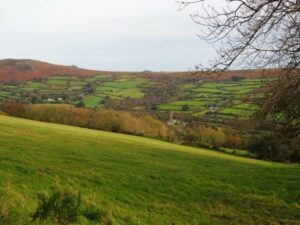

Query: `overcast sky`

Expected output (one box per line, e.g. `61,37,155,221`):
0,0,216,71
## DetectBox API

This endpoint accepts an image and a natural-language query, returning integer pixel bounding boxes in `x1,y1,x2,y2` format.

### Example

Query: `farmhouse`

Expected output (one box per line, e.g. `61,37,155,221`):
47,98,54,102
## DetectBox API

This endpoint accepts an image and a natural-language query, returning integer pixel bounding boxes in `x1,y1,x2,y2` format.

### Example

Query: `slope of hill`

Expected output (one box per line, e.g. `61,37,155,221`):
0,59,108,83
0,59,281,121
0,59,279,122
0,115,299,224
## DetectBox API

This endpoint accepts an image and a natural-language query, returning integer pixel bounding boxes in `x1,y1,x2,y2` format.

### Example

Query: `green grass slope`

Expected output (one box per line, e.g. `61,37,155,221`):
0,115,299,225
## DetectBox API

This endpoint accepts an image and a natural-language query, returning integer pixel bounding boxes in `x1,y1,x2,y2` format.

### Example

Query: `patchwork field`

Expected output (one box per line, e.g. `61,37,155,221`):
0,75,150,108
0,71,276,124
0,115,299,224
158,78,275,121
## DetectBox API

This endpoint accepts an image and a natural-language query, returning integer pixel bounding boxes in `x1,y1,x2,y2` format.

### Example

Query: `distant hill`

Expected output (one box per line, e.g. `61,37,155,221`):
0,59,108,83
0,59,281,84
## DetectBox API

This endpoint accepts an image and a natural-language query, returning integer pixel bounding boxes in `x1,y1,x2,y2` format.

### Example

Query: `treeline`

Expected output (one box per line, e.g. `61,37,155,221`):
182,124,249,150
181,122,300,162
2,102,298,162
1,102,174,140
1,102,249,151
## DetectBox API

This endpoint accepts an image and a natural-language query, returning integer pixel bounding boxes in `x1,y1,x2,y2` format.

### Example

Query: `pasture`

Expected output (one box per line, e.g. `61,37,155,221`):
82,96,105,108
0,115,299,224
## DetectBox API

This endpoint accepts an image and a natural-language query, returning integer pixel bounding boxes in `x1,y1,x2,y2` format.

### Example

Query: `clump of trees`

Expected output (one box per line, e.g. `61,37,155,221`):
181,124,248,150
1,102,174,141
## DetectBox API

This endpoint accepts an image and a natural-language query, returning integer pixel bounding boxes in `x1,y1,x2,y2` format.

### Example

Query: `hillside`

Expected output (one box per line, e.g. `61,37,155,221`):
0,59,108,83
0,59,279,123
0,115,299,224
0,59,282,123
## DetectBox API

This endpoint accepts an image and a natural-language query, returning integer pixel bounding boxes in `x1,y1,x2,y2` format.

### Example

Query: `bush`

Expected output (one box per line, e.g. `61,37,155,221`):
30,188,115,224
247,134,300,162
274,138,300,162
31,188,81,225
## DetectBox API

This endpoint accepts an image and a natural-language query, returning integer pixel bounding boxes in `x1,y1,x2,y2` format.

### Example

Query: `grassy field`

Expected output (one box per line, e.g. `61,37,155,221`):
93,78,147,101
158,100,206,112
82,95,105,108
0,115,299,225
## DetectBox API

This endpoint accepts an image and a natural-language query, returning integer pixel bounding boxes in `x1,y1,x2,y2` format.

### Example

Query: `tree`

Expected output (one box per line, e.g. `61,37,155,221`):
178,0,299,70
178,0,300,161
84,82,96,94
182,104,190,111
75,101,85,108
30,96,40,104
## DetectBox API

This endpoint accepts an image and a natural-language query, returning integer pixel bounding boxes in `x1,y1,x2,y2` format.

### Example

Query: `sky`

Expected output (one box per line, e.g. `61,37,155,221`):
0,0,217,71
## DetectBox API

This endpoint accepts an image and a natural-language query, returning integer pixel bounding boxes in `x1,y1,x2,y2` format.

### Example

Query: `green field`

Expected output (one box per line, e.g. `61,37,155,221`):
159,100,206,111
0,115,299,224
82,95,105,108
0,91,11,97
100,79,147,89
94,78,147,100
22,82,48,91
116,88,145,99
220,108,254,117
47,78,69,85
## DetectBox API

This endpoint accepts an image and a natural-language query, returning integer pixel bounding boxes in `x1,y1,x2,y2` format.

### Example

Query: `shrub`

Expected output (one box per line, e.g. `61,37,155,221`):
31,188,115,224
31,189,81,225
